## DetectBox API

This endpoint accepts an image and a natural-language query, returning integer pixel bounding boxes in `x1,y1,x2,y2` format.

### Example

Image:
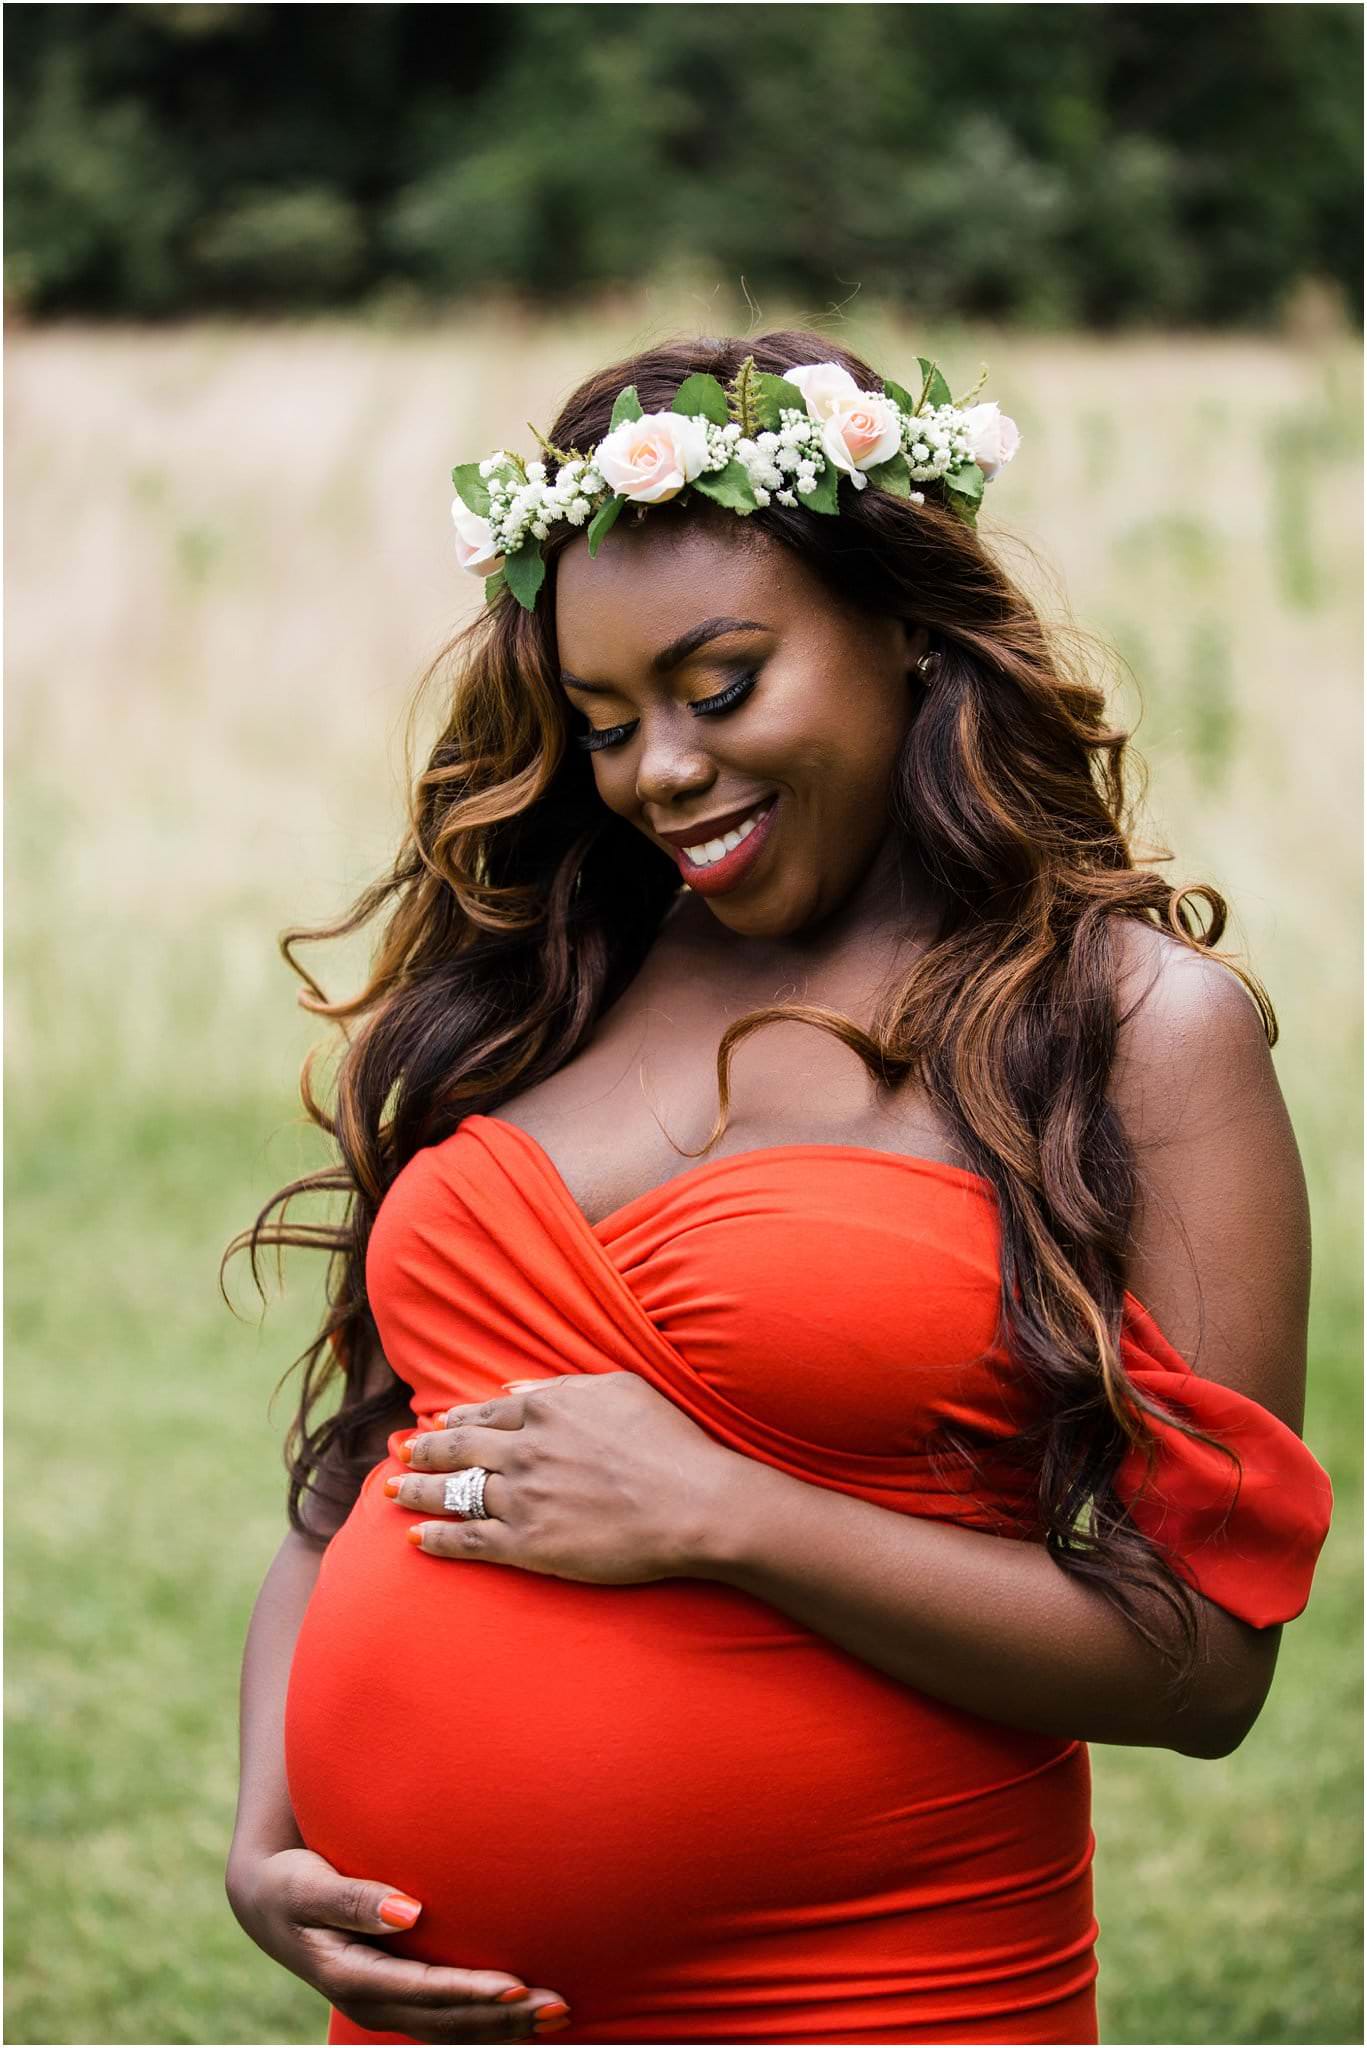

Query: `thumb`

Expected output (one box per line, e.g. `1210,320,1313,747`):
315,1867,426,1936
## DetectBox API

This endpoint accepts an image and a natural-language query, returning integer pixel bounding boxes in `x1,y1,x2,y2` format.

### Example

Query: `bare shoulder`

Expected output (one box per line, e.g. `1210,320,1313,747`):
1108,916,1277,1142
1111,915,1269,1054
1104,915,1310,1417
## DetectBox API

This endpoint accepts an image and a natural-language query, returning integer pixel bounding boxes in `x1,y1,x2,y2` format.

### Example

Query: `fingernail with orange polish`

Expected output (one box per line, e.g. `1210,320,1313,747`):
496,1986,532,2003
378,1892,422,1928
407,1527,425,1547
533,2002,571,2030
383,1477,403,1498
399,1439,416,1463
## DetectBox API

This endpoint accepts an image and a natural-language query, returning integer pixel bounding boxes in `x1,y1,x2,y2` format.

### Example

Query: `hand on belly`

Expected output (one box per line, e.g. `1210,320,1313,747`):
386,1370,741,1584
228,1842,574,2040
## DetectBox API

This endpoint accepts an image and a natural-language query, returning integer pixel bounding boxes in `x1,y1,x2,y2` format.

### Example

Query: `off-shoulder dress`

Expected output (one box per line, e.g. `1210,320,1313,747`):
284,1114,1333,2046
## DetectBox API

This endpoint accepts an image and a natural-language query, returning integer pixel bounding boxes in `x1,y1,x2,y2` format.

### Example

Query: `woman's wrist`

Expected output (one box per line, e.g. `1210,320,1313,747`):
685,1448,791,1582
227,1814,305,1880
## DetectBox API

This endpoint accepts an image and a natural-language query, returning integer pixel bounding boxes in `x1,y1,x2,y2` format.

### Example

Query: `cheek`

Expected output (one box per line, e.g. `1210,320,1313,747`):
783,724,902,805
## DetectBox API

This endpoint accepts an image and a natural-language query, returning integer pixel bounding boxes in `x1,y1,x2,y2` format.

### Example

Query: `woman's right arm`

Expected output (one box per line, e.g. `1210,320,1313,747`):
225,1362,572,2040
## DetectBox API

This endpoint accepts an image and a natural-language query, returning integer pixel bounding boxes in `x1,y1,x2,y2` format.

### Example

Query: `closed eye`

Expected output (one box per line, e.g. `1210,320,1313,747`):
574,669,760,753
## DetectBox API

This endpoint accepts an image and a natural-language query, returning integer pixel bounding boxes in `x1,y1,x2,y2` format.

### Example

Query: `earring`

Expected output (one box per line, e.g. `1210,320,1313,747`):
915,649,942,679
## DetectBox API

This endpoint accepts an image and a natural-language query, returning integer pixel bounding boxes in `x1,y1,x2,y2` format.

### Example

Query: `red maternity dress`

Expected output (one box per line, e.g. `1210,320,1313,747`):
284,1113,1333,2046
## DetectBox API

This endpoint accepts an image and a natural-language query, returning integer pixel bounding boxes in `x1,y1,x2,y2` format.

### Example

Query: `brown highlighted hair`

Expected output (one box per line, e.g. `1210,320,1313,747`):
225,328,1267,1701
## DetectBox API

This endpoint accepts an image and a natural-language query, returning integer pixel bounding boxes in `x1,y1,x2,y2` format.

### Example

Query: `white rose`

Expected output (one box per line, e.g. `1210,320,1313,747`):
594,411,711,503
782,361,864,423
450,494,506,578
960,401,1021,482
819,391,903,475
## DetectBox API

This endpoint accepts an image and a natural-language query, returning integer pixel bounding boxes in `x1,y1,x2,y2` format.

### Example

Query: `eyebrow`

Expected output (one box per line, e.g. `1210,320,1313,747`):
559,616,771,695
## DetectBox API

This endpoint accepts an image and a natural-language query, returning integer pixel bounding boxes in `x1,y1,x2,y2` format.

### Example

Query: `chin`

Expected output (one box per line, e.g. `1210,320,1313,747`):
708,887,816,941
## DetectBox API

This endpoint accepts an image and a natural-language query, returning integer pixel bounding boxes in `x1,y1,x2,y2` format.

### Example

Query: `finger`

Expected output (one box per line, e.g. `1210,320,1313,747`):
289,1866,437,1939
426,1381,573,1430
385,1469,513,1519
404,1418,518,1472
342,1994,565,2046
408,1514,509,1559
301,1924,537,2012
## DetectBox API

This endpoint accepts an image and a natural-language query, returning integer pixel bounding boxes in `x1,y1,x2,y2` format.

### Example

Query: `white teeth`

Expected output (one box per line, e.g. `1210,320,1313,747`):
683,801,772,867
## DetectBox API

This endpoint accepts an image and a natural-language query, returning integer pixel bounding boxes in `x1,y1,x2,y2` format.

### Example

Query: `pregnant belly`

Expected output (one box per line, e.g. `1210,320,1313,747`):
285,1453,1099,2045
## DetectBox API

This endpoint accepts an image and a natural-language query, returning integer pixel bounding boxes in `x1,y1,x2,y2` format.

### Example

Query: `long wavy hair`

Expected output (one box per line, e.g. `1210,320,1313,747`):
226,327,1271,1702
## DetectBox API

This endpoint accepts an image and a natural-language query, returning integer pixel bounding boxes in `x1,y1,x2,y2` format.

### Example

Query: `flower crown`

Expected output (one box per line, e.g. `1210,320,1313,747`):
450,354,1020,613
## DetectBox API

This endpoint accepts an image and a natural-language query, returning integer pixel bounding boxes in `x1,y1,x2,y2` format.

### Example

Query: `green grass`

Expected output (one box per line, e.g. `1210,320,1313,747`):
6,313,1362,2044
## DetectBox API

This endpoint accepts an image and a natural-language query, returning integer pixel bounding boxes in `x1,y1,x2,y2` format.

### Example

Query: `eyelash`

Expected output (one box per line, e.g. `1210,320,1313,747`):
575,669,760,754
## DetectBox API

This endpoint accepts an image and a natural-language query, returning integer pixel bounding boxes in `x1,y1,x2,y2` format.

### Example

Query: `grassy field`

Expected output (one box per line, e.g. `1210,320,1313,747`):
6,306,1362,2045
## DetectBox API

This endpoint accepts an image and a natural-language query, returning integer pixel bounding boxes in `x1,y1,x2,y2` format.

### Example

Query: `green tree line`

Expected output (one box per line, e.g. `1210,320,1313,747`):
5,1,1361,325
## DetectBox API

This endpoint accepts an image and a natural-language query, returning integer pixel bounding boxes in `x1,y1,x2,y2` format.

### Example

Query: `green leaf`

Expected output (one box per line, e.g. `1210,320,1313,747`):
942,461,984,503
610,385,643,430
691,459,759,514
503,541,546,609
451,463,492,517
752,372,809,432
916,358,953,411
586,493,626,557
945,488,981,529
800,459,841,516
865,451,912,498
483,568,508,606
883,378,919,418
671,372,729,426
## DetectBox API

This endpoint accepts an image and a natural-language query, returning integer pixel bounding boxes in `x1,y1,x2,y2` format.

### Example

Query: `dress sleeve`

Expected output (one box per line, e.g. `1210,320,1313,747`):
1113,1294,1334,1629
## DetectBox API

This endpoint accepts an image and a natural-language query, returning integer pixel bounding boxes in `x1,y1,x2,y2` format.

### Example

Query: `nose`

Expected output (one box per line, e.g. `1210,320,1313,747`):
633,711,716,812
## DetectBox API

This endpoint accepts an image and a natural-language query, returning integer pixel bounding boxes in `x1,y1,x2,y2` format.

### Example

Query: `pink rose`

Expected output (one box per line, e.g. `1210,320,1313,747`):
450,494,506,577
782,361,864,423
819,392,903,476
960,401,1020,482
594,411,711,503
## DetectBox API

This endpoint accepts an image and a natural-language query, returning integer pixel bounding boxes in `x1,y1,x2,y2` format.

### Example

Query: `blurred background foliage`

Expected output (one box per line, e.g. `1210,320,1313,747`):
4,0,1363,328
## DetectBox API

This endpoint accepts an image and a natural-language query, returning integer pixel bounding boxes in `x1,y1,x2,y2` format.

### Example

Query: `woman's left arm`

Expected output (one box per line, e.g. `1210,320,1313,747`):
400,937,1313,1761
695,937,1311,1761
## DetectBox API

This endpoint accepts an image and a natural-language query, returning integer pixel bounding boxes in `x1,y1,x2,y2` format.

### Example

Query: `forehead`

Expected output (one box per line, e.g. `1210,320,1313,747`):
553,521,812,672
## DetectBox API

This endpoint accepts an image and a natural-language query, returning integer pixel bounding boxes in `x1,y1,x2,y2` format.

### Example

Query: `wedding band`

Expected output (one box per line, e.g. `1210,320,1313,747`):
443,1467,492,1519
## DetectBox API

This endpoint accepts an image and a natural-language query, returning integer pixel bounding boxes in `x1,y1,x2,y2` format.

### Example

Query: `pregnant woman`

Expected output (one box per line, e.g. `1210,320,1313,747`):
225,332,1333,2046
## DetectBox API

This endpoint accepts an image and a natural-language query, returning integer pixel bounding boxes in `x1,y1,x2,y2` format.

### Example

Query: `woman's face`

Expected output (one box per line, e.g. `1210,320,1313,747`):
554,517,929,942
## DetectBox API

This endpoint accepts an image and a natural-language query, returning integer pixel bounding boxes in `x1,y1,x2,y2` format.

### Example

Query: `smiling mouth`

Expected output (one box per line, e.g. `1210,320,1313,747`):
670,798,774,866
672,795,780,895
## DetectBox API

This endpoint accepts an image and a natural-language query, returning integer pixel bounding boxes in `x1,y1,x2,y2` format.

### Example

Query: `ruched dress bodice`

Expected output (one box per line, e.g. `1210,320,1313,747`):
284,1114,1333,2045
